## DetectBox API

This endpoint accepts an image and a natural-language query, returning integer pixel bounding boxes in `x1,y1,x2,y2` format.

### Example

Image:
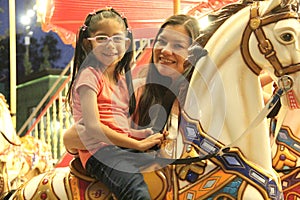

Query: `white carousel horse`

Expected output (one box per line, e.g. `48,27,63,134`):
0,95,53,198
5,0,300,199
164,0,300,199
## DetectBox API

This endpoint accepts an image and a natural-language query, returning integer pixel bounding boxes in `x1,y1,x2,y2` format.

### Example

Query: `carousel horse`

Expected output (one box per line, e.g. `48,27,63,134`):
168,0,300,198
0,95,53,198
5,0,300,199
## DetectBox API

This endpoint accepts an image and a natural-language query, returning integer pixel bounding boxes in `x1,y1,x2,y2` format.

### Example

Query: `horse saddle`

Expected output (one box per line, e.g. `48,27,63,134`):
69,157,113,200
69,157,95,182
69,157,169,200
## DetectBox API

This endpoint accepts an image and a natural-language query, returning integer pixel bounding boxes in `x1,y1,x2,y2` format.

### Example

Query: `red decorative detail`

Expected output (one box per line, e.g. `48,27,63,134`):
42,178,49,185
187,0,238,17
287,90,300,109
78,179,90,199
40,192,48,199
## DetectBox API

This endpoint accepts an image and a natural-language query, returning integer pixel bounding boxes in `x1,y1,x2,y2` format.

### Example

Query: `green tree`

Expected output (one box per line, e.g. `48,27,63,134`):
40,44,50,71
39,33,61,68
0,4,4,29
0,35,9,73
23,45,32,75
0,29,63,81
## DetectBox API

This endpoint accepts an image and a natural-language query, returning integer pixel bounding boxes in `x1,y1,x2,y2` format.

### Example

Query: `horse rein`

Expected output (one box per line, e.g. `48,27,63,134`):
154,82,286,165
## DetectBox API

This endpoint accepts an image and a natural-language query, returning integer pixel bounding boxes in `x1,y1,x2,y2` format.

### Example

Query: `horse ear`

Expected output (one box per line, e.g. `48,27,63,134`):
259,0,281,16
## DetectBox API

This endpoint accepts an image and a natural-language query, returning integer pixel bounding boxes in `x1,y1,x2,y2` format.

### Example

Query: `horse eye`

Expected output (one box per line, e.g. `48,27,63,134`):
280,33,294,42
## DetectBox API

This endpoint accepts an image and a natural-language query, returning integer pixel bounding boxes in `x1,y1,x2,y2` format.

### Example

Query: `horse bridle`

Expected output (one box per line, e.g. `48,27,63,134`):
241,2,300,109
241,2,300,77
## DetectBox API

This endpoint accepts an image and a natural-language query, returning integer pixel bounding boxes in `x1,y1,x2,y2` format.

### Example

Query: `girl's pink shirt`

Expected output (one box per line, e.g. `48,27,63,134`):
72,67,131,167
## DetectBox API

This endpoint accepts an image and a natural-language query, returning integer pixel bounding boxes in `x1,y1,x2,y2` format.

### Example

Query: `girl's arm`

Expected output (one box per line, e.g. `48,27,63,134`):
129,128,153,140
78,85,164,151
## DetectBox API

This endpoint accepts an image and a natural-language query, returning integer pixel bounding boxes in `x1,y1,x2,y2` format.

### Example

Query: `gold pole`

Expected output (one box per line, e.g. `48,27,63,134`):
9,0,17,128
173,0,181,14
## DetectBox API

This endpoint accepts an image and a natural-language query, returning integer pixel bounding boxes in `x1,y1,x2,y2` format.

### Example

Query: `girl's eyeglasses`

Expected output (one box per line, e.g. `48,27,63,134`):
87,35,126,44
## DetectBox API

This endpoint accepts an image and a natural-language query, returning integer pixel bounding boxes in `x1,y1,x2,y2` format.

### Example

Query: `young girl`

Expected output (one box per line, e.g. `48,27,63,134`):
66,8,164,200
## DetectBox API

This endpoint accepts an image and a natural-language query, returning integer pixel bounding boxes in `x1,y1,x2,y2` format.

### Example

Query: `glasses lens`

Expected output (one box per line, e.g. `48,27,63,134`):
95,36,108,43
112,36,125,43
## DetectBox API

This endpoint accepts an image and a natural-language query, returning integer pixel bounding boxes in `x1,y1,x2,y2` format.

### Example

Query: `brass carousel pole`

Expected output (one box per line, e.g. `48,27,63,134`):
9,0,17,128
173,0,181,14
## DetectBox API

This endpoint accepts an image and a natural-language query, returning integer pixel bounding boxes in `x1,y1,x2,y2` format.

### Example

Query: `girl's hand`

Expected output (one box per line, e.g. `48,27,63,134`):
136,132,165,151
129,128,153,139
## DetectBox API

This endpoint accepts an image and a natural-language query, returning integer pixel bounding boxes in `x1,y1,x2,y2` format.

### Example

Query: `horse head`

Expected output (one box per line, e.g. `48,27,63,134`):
244,0,300,109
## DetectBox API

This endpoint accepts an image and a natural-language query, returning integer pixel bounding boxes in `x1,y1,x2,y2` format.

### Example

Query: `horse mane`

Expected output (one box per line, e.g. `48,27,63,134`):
196,3,247,47
182,2,248,81
195,0,299,48
272,0,299,15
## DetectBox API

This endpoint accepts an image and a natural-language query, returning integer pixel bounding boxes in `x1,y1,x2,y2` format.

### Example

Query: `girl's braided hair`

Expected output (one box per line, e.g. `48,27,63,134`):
66,7,136,115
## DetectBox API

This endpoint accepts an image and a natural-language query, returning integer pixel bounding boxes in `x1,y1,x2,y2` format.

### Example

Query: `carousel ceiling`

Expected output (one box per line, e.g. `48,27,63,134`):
36,0,238,47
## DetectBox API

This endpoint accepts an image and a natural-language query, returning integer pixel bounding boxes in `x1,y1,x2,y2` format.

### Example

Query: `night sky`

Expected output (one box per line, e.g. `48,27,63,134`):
0,0,74,69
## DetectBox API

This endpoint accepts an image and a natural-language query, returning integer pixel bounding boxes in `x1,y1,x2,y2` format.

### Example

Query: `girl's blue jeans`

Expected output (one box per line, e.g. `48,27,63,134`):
85,145,155,200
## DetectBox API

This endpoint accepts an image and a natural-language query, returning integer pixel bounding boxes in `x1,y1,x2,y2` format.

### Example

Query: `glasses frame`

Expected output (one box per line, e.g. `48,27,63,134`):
87,35,127,44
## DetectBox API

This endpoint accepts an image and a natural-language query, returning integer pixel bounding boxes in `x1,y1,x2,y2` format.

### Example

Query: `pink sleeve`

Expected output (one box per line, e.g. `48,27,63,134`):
75,67,103,95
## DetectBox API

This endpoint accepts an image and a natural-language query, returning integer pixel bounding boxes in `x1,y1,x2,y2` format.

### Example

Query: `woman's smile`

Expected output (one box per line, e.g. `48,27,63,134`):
159,56,176,65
